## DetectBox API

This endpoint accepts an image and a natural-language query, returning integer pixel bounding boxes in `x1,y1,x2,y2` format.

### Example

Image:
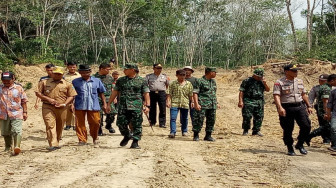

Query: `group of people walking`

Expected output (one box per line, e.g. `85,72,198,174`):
239,64,336,156
2,61,336,156
0,62,218,154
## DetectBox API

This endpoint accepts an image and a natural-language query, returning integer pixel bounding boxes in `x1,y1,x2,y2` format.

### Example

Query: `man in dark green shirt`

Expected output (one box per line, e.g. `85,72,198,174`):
184,66,196,122
107,63,150,149
93,63,116,135
238,68,270,136
192,67,218,142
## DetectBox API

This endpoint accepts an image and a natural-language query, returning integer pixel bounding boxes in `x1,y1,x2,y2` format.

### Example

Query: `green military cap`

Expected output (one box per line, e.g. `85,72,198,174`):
123,63,138,70
253,68,264,77
205,67,217,72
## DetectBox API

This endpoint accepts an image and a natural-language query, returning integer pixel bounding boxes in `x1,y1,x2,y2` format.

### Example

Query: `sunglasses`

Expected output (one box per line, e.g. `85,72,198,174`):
155,67,162,69
178,74,186,76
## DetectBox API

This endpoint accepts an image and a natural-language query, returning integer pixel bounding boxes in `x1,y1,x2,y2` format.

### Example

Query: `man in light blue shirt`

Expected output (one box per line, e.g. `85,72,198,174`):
72,64,106,146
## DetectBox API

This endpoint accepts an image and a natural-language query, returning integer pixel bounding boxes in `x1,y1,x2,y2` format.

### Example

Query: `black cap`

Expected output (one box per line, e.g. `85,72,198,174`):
153,63,163,68
319,74,329,80
1,72,14,80
78,64,91,71
284,64,300,71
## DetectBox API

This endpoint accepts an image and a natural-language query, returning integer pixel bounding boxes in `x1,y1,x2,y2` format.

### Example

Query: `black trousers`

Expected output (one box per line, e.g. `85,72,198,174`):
279,103,311,146
149,91,166,126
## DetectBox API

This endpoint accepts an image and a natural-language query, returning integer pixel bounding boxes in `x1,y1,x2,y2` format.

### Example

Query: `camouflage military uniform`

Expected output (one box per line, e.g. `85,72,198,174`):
308,83,332,141
114,75,149,140
192,76,217,133
239,77,265,132
93,72,117,128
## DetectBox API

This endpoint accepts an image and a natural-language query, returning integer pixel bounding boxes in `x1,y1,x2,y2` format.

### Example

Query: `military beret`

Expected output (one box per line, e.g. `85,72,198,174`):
319,74,329,80
253,68,264,77
123,63,138,70
205,67,217,72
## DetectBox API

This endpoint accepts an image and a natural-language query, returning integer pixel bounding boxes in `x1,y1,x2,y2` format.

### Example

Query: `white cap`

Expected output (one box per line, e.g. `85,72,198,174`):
183,66,194,73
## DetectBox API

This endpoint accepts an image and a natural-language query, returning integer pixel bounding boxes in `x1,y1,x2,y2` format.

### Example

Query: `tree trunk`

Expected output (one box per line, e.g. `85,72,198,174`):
286,0,298,52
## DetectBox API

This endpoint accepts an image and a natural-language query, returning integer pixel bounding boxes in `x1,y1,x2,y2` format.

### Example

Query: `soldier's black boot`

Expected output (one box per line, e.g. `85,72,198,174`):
204,132,215,142
306,129,320,146
193,132,199,141
295,141,308,155
287,145,296,156
98,126,103,136
120,134,132,147
130,139,141,149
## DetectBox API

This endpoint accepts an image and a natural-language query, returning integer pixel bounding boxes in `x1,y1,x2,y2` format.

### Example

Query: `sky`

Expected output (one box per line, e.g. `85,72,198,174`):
292,0,323,29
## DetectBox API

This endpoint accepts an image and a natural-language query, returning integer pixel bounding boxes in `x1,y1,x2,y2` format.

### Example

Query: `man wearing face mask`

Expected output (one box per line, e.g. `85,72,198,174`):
273,64,312,156
238,68,270,136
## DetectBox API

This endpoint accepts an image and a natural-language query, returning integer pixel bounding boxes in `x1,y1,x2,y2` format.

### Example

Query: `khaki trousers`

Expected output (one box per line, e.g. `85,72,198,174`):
75,110,100,143
66,106,75,126
42,104,67,147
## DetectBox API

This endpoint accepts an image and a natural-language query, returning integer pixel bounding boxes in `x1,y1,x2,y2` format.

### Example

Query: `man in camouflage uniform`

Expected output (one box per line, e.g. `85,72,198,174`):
308,74,330,143
93,63,116,135
307,74,336,146
238,68,270,136
107,63,150,149
192,67,218,142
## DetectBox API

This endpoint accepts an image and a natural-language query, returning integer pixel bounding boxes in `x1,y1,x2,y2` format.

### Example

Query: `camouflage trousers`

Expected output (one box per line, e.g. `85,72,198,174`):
100,113,115,129
192,108,216,133
117,109,143,140
242,99,264,131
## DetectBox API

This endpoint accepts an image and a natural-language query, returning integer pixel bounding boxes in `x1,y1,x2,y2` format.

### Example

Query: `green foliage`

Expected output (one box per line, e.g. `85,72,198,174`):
0,53,14,72
3,0,332,69
23,82,33,90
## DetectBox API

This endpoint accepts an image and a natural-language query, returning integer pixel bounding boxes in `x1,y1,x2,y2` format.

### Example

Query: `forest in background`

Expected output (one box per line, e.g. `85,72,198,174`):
0,0,336,71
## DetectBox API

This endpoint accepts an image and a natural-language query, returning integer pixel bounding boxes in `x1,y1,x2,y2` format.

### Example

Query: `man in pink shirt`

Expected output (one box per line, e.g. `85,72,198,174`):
0,72,28,155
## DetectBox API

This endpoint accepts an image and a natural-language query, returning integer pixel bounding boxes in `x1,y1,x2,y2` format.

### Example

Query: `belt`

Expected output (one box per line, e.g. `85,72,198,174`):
281,102,303,108
150,90,166,93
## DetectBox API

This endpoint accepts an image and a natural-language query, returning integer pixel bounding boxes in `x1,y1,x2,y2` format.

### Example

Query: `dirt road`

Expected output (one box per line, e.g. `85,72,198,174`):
1,63,336,187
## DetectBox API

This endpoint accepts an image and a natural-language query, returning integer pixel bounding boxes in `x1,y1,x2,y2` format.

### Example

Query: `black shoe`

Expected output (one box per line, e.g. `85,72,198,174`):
72,126,76,130
98,132,104,136
295,144,308,155
305,136,312,146
159,125,166,128
242,129,248,136
204,132,215,141
252,131,263,137
108,127,116,133
130,140,141,149
287,145,296,156
64,125,71,130
328,146,336,152
193,132,199,141
120,135,131,147
323,139,331,144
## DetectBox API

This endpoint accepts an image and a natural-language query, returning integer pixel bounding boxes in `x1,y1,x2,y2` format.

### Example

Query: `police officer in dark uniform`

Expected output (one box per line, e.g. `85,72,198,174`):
273,64,312,156
145,63,170,128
